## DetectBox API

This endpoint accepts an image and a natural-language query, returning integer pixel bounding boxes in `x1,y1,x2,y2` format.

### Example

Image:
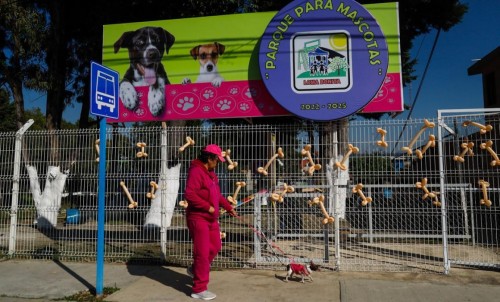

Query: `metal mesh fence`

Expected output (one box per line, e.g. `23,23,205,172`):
0,110,498,273
438,110,500,269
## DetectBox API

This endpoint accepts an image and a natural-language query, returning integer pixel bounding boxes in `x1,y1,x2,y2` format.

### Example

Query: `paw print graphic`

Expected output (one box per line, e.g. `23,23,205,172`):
202,89,215,100
216,99,232,111
134,108,145,116
172,93,198,115
177,96,195,111
244,87,257,99
202,105,211,112
375,87,388,100
229,87,239,95
239,103,250,111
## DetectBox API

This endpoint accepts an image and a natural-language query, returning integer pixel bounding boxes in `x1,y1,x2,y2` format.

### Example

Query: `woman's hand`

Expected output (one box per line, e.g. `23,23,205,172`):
208,206,215,214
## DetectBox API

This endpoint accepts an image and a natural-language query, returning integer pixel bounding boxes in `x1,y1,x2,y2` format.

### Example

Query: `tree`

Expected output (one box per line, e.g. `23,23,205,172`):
1,0,468,129
0,88,16,132
0,0,47,130
328,57,349,76
0,0,468,228
34,0,242,130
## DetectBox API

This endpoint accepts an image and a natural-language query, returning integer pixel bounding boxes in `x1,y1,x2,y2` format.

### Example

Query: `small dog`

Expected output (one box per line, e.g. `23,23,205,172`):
182,42,225,87
285,261,320,283
114,26,175,116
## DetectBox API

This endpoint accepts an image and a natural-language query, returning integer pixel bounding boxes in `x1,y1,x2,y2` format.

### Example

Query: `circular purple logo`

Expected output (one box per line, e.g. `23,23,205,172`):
259,0,388,121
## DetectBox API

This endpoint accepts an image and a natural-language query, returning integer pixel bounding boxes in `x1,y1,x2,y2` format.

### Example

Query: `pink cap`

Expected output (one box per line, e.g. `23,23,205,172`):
204,144,225,162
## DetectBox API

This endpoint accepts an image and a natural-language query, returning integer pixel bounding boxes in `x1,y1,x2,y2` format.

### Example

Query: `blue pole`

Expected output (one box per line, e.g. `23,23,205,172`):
96,117,107,296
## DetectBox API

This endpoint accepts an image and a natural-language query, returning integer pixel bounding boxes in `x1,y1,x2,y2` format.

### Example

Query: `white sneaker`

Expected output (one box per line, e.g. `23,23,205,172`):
187,265,194,278
191,290,216,300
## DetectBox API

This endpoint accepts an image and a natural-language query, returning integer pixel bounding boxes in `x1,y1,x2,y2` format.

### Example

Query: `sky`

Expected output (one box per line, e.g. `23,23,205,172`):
24,1,500,123
398,0,499,120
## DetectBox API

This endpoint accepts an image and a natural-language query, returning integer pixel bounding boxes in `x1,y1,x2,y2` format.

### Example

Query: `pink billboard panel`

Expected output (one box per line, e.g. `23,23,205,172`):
114,72,401,122
361,73,403,113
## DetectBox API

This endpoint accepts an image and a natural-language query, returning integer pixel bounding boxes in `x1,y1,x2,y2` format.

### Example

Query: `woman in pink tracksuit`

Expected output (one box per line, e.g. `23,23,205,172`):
185,144,237,300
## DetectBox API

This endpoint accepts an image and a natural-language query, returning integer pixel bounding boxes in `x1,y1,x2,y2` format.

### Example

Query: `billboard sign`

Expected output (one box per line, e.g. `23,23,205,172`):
102,1,402,123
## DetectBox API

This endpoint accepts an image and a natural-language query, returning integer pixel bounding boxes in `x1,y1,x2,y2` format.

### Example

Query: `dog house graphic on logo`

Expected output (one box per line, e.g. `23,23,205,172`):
292,31,351,93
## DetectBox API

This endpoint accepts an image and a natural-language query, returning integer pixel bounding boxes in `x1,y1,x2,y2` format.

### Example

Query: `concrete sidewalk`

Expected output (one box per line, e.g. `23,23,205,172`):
0,260,499,301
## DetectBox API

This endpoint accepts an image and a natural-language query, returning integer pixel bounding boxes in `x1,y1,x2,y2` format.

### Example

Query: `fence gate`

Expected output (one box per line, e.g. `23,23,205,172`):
437,109,500,271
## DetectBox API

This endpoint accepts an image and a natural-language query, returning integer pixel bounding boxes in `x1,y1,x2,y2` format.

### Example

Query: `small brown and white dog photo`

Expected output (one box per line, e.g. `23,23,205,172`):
182,42,225,87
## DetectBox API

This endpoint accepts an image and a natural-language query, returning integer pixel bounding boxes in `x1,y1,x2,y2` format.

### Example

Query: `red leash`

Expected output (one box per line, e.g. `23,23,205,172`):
231,213,292,264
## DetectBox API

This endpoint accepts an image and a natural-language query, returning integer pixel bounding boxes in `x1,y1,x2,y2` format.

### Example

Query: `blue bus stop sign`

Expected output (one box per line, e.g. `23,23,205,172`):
90,61,120,295
90,61,119,119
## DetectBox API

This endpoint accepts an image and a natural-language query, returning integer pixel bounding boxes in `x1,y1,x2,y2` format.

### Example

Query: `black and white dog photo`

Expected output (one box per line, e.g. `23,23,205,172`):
114,26,175,116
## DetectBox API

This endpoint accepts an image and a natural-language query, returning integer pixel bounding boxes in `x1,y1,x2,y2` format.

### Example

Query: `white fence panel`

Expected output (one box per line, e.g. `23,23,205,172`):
0,111,498,273
438,109,500,270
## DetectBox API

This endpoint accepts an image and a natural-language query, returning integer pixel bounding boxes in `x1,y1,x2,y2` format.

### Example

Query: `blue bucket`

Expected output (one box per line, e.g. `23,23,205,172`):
383,188,393,200
66,209,80,224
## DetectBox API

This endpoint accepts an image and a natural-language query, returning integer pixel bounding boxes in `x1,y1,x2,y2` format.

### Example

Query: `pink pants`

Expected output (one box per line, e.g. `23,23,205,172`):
187,218,221,293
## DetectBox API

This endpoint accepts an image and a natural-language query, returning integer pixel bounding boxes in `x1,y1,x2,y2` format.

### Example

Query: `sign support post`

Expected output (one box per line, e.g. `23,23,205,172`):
90,61,119,297
96,117,106,296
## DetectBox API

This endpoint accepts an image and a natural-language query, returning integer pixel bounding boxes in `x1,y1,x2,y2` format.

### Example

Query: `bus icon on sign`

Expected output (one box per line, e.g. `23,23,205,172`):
95,70,116,112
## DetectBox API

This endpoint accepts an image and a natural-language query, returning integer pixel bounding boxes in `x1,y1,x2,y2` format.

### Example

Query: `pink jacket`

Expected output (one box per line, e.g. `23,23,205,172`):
184,159,233,221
